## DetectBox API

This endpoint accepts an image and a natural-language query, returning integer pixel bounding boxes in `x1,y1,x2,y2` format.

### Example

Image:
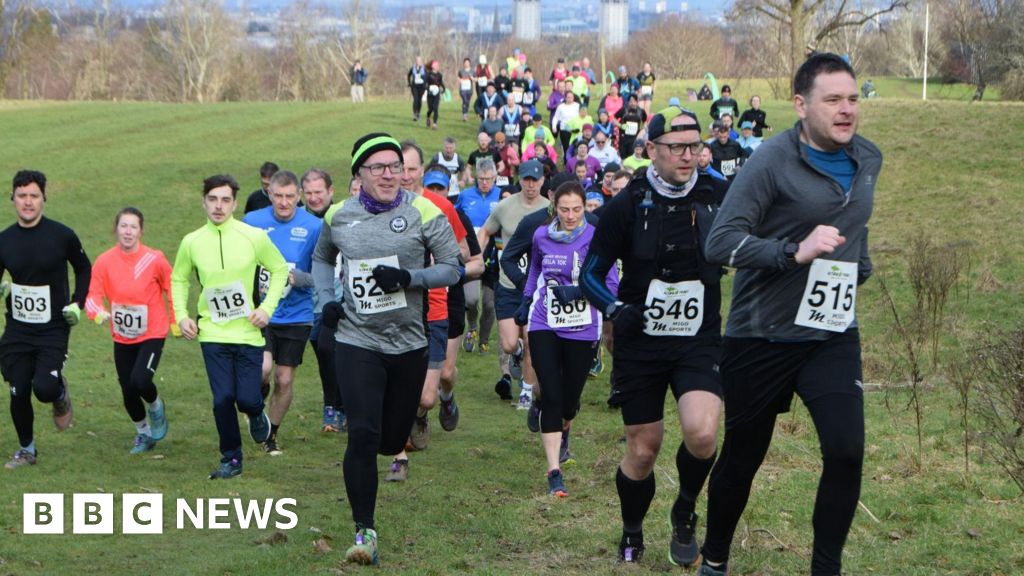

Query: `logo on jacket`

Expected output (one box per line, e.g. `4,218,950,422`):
389,216,408,233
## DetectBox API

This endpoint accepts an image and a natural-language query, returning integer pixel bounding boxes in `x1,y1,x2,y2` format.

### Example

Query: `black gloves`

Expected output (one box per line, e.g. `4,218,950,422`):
514,297,532,327
610,303,646,335
322,301,345,330
551,285,584,306
371,265,412,293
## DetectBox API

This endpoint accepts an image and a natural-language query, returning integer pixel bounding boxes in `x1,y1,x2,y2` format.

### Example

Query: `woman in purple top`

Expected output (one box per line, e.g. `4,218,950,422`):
514,182,618,498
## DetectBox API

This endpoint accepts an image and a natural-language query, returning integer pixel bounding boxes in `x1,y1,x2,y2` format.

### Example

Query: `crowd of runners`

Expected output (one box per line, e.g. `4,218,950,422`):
1,52,878,576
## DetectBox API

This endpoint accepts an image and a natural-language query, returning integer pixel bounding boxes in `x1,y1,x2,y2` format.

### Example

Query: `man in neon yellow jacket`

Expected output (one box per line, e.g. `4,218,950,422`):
172,173,289,479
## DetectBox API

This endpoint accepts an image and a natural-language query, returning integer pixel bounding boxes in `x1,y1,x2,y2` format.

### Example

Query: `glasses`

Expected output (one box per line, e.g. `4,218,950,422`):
362,162,403,176
655,141,704,157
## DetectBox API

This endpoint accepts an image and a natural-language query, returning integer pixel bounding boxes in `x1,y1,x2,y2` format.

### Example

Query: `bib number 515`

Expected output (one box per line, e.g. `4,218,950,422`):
806,280,854,311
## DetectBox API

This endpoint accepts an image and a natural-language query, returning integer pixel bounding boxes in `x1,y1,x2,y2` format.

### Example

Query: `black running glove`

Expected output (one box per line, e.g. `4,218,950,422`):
610,303,646,335
551,285,584,306
322,301,345,330
514,297,532,327
371,265,412,293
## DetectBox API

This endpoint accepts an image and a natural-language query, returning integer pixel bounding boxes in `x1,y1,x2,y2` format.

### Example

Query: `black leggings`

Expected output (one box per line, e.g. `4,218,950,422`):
703,393,864,575
113,339,163,422
314,323,342,410
411,85,425,117
2,338,68,446
559,130,573,158
336,342,427,530
528,330,595,433
426,93,441,123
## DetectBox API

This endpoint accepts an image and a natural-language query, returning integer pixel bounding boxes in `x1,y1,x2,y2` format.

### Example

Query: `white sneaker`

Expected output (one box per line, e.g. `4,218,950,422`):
517,391,532,410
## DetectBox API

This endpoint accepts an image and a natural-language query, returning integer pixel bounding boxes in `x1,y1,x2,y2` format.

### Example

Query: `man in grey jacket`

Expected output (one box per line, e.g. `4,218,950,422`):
698,53,882,576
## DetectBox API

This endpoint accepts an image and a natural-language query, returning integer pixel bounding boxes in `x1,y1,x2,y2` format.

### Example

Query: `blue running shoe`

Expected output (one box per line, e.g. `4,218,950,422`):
346,528,380,565
130,434,157,455
209,458,242,479
149,400,168,440
322,406,339,432
547,469,569,497
527,398,541,432
669,508,701,567
249,411,271,443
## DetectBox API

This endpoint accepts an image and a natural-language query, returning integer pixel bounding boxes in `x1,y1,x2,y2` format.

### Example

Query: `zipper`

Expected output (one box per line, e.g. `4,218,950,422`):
218,229,224,269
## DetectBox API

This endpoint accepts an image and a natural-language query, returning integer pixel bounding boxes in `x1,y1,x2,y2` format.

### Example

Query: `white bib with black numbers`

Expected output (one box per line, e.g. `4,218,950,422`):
720,159,737,176
496,176,510,187
795,259,857,332
523,90,534,105
11,283,51,324
546,288,590,328
640,85,653,96
429,85,440,96
460,78,472,91
112,303,148,339
348,255,407,315
643,279,704,337
205,281,251,324
624,121,639,136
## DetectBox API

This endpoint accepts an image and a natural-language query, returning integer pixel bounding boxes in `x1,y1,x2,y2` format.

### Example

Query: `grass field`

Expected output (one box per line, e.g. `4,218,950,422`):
0,87,1022,575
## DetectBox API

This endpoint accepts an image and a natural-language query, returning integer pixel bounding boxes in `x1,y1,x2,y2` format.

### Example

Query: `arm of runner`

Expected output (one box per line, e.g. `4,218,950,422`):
170,235,196,335
254,231,289,319
289,269,315,288
85,258,109,324
580,193,629,314
857,227,873,285
312,219,341,313
67,231,92,309
154,251,179,334
501,212,540,291
408,207,461,290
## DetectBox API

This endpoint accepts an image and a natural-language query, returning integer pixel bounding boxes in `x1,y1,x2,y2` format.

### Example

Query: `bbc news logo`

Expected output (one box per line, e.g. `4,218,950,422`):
23,494,298,534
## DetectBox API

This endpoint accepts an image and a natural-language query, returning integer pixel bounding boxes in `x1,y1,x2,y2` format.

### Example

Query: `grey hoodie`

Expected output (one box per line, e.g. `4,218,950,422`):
705,120,882,341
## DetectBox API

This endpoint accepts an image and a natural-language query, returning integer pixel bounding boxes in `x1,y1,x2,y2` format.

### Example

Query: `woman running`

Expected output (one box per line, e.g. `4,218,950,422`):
515,182,617,497
86,207,174,454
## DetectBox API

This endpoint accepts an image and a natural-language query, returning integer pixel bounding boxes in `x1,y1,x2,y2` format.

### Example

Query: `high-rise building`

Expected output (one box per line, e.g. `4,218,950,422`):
600,0,629,47
514,0,541,41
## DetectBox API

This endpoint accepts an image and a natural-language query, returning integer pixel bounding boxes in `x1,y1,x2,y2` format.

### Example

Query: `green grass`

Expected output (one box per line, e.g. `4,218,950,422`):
0,93,1022,575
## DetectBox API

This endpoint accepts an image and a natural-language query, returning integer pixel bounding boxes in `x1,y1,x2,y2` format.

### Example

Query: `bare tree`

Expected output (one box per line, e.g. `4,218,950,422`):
630,15,726,81
734,0,908,83
148,0,238,102
939,0,1024,100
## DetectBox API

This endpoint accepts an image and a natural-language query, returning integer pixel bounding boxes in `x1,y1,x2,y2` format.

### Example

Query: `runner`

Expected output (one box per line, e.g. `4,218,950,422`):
615,94,648,160
579,106,729,565
407,56,427,122
1,170,91,469
700,53,881,576
478,159,550,410
637,62,657,115
243,161,280,214
243,170,321,455
458,58,474,122
85,207,174,454
313,133,461,565
383,142,479,482
424,60,445,130
453,159,502,354
171,174,289,479
300,168,347,432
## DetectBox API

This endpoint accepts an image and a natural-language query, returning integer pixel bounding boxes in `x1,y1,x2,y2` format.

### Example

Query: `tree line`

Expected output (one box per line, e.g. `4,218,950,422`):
1,0,1021,102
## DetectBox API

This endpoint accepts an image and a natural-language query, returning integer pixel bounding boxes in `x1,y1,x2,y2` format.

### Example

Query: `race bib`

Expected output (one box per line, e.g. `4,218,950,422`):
477,77,488,87
795,259,857,332
640,85,653,96
348,255,407,315
460,79,472,91
496,176,510,187
512,87,524,103
204,281,251,324
504,123,521,138
429,85,440,96
11,283,51,324
414,75,424,85
624,122,639,136
720,159,737,176
257,263,296,301
112,303,148,339
546,288,590,329
523,91,534,105
643,279,704,337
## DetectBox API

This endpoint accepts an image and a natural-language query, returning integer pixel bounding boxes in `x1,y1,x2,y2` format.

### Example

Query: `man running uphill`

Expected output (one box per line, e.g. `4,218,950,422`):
313,133,460,566
1,170,91,469
171,174,289,479
580,107,728,565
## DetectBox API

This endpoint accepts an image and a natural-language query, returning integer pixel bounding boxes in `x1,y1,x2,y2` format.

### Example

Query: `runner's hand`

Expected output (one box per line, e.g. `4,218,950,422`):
796,225,846,264
62,303,81,326
249,309,270,329
179,318,198,340
372,265,412,293
514,297,532,326
551,285,583,306
610,303,645,335
94,309,110,326
322,301,345,329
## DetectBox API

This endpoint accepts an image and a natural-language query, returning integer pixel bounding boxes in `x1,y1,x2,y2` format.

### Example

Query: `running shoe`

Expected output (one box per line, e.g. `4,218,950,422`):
322,406,340,432
669,509,701,567
336,409,348,433
494,374,513,400
509,339,524,380
589,350,604,378
130,434,157,455
479,342,490,354
262,435,282,456
249,411,271,443
52,387,73,431
384,459,409,482
409,415,430,451
4,448,37,470
547,469,568,497
696,562,728,576
209,458,242,479
516,390,532,411
463,329,477,353
526,398,541,432
346,528,380,565
558,427,575,465
439,394,460,432
148,400,168,440
618,533,645,564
